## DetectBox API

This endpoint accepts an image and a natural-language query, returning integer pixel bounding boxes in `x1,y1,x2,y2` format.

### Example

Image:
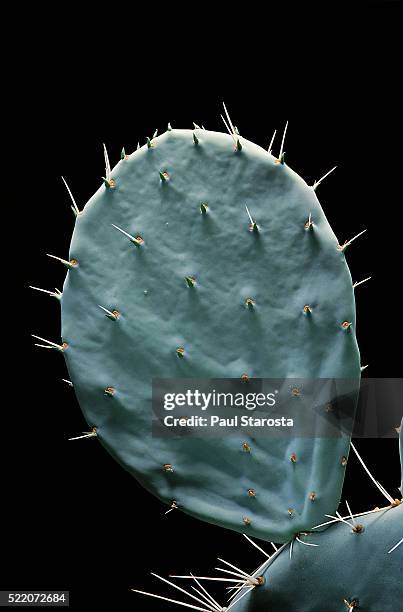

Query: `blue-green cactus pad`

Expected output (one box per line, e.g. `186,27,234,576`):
61,129,361,542
237,504,403,611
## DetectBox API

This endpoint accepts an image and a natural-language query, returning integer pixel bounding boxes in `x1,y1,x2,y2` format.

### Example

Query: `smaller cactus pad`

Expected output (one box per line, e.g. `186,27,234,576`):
236,503,403,612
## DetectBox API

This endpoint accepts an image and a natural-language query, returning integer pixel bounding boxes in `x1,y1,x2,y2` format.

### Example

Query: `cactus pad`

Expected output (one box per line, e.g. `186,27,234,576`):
59,128,361,542
236,503,403,611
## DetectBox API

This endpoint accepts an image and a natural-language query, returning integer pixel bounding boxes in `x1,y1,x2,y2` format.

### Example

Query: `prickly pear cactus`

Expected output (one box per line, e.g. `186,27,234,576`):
235,504,403,612
35,124,362,543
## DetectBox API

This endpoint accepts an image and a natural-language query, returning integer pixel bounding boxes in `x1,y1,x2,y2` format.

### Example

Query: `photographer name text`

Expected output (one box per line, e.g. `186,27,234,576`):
163,415,294,428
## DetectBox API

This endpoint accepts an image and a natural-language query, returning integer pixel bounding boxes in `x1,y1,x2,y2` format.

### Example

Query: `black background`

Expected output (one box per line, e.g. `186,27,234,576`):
4,2,402,610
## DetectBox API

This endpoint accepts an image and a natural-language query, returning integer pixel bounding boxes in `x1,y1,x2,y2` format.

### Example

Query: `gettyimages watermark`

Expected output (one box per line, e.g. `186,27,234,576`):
162,386,290,428
151,378,402,438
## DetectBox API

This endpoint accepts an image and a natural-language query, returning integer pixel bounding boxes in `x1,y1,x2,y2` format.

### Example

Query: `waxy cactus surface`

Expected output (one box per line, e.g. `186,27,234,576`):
234,503,403,612
42,126,362,542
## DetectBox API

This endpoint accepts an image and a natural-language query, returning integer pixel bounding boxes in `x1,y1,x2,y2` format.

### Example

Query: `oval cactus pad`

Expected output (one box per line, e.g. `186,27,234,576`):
61,128,361,542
